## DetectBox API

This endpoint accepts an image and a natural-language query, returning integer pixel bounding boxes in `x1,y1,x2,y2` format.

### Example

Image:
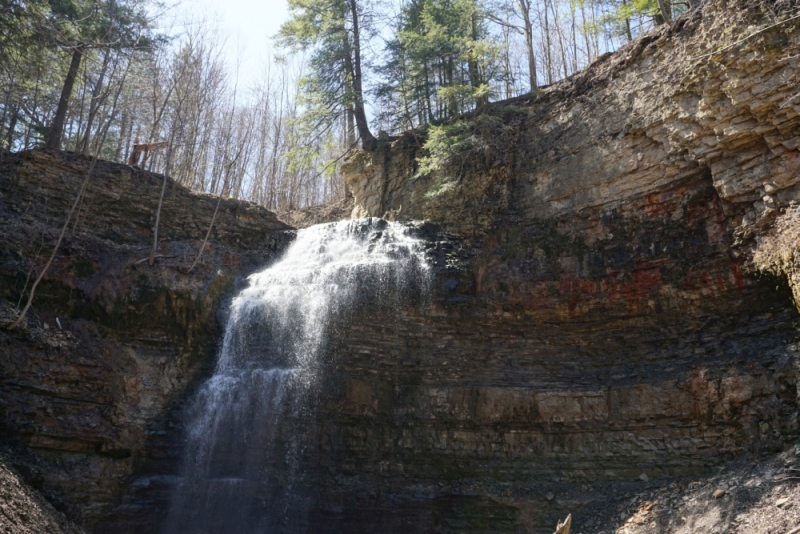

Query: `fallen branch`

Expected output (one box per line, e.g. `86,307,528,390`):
554,513,571,534
8,165,92,330
16,239,45,309
149,169,170,266
186,194,221,274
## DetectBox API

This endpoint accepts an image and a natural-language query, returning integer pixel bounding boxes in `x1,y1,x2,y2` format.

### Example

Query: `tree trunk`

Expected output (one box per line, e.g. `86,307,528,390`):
446,57,457,116
46,46,84,151
80,48,112,155
346,106,356,147
525,29,537,91
549,0,569,79
423,63,434,123
542,0,553,84
518,0,538,93
5,104,18,149
656,0,671,23
347,0,376,151
115,111,128,161
469,12,488,109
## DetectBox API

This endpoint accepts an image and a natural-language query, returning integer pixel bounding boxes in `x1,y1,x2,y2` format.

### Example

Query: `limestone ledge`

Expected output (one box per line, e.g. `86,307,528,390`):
343,0,800,261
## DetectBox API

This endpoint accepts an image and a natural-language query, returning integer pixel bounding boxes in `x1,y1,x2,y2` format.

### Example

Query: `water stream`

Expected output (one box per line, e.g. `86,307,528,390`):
164,218,430,533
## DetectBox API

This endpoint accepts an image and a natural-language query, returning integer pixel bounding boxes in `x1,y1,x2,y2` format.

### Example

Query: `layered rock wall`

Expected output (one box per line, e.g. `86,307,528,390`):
0,151,292,529
2,1,800,533
327,1,800,531
346,3,800,238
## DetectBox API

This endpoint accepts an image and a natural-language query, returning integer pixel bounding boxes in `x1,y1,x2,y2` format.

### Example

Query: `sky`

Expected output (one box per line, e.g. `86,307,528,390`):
177,0,291,89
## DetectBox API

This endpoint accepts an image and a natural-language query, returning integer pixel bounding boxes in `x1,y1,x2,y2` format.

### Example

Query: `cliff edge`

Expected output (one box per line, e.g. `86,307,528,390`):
343,0,800,303
1,0,800,532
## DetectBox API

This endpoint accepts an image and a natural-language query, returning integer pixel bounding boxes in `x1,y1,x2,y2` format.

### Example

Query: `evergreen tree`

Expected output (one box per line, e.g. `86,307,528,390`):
279,0,377,150
378,0,500,131
40,0,155,150
584,0,684,42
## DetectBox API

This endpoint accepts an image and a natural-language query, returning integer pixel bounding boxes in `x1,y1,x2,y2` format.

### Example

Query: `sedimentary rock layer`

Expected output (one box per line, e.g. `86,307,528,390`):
1,0,799,533
324,1,800,531
0,150,292,529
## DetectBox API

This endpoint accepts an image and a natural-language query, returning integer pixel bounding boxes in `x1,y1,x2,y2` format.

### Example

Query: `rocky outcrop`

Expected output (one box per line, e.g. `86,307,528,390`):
0,150,287,247
325,1,800,531
2,1,800,533
0,150,292,529
344,0,800,254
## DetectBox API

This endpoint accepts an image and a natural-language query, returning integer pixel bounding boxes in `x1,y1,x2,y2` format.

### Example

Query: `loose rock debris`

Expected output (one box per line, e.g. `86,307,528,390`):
570,446,800,533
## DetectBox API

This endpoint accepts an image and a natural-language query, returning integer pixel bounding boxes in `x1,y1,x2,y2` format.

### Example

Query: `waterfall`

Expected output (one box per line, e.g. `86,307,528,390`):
164,218,430,533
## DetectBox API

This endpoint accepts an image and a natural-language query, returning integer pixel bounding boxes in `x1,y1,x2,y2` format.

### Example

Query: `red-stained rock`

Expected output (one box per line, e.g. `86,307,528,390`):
2,1,800,533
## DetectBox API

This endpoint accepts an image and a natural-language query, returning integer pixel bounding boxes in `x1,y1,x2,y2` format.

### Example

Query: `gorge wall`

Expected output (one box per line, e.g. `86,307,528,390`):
1,0,799,532
330,0,800,531
0,150,292,530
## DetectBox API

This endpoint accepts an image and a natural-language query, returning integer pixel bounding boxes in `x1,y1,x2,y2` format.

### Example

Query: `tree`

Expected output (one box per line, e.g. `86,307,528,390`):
586,0,683,42
485,0,537,93
514,0,537,92
41,0,154,150
378,0,500,129
279,0,377,150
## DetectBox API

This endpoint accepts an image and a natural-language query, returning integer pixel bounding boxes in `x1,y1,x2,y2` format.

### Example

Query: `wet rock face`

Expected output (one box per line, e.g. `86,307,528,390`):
297,176,798,533
0,150,292,529
1,3,800,534
325,2,800,532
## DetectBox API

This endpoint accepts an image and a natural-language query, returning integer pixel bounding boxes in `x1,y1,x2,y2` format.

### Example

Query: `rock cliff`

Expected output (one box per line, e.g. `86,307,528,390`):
0,150,292,529
330,0,800,531
1,0,799,533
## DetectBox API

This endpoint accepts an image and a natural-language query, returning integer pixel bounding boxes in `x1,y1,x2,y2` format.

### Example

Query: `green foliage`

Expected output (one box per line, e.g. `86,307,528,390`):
0,0,159,149
284,118,339,180
27,0,156,50
376,0,502,130
416,104,525,177
578,0,684,39
279,0,372,146
416,120,473,177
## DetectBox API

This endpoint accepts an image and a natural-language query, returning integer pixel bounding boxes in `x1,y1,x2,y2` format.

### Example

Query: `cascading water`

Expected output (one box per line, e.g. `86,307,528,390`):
164,218,430,533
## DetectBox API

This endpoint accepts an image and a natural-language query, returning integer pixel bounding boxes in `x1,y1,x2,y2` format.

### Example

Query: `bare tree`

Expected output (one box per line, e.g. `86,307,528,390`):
8,44,136,329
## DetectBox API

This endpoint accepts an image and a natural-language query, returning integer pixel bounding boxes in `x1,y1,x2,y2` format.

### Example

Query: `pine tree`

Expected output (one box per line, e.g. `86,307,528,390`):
279,0,377,150
40,0,155,150
378,0,500,130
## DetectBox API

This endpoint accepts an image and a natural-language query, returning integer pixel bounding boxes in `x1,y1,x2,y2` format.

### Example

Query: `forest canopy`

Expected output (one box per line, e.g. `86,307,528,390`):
0,0,685,211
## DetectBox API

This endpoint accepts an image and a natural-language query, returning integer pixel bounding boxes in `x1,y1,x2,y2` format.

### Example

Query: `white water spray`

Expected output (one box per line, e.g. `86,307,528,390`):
165,218,430,533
